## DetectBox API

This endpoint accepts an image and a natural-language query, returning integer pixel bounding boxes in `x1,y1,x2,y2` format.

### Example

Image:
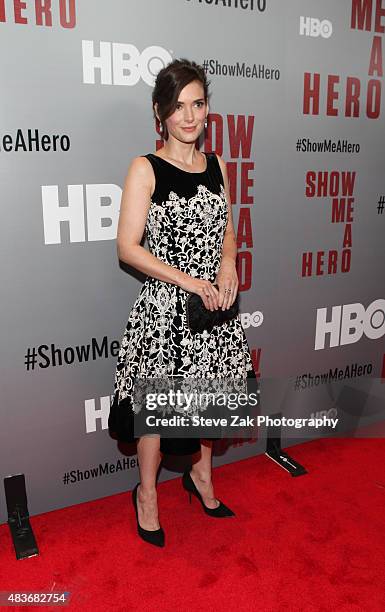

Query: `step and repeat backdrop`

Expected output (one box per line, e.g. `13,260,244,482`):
1,0,384,522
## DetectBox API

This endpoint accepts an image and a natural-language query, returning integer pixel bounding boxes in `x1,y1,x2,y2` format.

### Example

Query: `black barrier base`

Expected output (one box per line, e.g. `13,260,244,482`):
4,474,39,560
265,437,307,477
264,412,307,477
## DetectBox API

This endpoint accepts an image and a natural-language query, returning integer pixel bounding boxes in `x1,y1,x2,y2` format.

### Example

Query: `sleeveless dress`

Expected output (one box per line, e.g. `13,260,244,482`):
108,151,257,455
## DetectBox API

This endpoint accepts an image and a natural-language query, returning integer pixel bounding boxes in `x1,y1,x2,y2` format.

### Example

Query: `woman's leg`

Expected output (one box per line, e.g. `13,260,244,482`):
136,435,162,530
190,440,219,509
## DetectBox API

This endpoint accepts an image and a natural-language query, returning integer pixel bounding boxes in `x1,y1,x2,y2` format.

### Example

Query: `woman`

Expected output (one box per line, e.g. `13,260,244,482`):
108,58,256,547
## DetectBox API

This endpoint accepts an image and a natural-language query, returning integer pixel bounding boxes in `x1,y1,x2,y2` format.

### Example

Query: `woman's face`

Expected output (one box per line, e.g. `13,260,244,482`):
164,80,208,142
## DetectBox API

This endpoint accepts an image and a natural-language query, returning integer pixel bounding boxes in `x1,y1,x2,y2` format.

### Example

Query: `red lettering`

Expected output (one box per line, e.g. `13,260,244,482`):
236,208,253,248
14,0,27,24
330,171,339,196
367,79,381,118
341,173,356,196
351,0,385,32
332,198,346,222
222,160,254,206
342,223,352,248
346,77,361,116
303,73,381,118
0,0,76,27
250,348,261,378
240,162,254,205
328,251,338,274
375,0,385,32
227,115,254,158
331,198,355,223
341,249,351,272
306,172,356,198
60,0,76,28
346,198,354,221
351,0,373,31
302,252,313,276
237,251,252,291
302,249,352,276
317,172,329,197
369,36,383,76
35,0,52,26
226,161,237,204
205,113,223,154
301,249,352,276
327,75,340,116
316,251,325,275
303,72,320,115
305,171,316,197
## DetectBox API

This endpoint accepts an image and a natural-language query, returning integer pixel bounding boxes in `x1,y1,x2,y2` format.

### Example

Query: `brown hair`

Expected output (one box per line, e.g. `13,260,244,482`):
152,58,211,140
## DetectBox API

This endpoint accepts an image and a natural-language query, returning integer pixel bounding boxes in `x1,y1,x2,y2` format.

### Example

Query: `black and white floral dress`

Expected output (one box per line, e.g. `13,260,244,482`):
108,151,256,455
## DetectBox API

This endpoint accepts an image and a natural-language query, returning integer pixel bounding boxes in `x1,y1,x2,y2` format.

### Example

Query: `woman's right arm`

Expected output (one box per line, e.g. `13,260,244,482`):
116,157,219,310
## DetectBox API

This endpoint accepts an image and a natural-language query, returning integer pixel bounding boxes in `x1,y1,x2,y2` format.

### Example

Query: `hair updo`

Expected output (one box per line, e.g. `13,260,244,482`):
152,58,211,140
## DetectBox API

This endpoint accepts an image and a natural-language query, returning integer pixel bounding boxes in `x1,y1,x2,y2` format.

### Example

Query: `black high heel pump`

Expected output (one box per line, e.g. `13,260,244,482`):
182,469,235,518
132,483,165,547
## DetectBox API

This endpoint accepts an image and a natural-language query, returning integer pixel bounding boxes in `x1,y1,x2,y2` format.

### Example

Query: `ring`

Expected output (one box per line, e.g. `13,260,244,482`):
224,288,231,293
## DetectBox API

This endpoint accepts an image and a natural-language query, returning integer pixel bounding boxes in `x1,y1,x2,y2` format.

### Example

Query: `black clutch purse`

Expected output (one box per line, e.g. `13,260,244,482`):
185,284,240,334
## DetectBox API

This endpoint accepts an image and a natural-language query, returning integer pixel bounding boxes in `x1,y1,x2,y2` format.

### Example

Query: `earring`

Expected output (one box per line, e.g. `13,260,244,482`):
204,119,208,128
159,122,163,133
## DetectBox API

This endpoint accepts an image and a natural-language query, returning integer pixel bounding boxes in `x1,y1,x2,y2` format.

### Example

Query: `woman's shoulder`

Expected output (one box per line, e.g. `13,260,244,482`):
123,155,156,195
127,154,155,176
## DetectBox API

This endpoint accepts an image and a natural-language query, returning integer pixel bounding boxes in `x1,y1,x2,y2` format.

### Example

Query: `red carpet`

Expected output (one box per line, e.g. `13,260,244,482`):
1,438,385,612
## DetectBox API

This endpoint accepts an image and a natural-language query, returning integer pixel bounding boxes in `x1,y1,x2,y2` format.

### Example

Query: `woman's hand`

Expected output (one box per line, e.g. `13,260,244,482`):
178,277,219,311
214,258,238,310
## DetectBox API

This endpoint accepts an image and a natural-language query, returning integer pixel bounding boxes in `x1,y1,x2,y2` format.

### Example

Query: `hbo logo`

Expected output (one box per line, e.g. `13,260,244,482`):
240,311,263,329
310,408,338,420
82,42,172,86
299,16,333,38
315,299,385,350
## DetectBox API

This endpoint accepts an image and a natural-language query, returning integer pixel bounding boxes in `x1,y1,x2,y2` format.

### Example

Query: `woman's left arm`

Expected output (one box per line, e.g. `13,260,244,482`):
215,154,239,310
